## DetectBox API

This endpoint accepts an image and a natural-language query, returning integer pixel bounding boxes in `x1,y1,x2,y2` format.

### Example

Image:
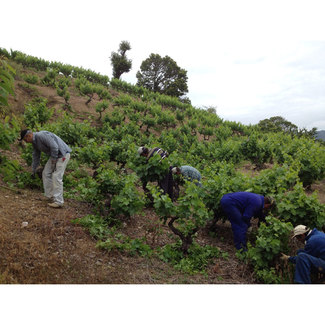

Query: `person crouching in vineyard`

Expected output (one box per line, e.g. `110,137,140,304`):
280,225,325,284
19,129,72,208
220,192,274,251
138,146,174,200
171,165,202,188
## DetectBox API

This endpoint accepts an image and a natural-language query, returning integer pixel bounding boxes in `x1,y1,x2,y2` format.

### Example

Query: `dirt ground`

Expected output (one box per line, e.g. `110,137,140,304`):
0,174,257,284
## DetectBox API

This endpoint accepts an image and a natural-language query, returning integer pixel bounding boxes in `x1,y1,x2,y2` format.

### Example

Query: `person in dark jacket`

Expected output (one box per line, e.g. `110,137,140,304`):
281,225,325,284
137,146,168,160
20,129,72,208
220,192,274,250
137,146,173,200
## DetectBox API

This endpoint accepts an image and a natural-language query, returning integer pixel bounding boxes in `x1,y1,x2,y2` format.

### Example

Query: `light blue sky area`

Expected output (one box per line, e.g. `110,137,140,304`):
2,0,325,130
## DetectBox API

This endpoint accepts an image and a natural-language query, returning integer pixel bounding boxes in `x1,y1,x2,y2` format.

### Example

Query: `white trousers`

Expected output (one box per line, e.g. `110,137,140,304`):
42,153,70,205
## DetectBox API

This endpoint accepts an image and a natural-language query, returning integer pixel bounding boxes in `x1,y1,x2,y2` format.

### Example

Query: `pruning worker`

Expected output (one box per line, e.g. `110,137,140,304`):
137,146,169,160
220,192,274,250
172,165,202,187
19,129,72,208
280,225,325,284
137,146,173,199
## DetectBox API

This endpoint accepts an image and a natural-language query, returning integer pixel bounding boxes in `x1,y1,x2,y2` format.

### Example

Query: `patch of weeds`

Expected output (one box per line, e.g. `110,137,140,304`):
157,241,225,275
97,232,153,258
72,214,111,240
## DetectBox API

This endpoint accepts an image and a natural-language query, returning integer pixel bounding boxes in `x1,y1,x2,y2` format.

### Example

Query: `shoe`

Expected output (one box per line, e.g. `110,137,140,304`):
48,202,63,208
39,196,53,202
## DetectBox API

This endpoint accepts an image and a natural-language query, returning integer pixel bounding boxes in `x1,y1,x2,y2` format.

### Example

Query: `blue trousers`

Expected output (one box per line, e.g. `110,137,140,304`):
220,197,250,250
294,252,325,284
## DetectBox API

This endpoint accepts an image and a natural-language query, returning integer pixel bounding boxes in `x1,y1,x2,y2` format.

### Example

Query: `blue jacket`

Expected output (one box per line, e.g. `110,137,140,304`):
221,192,265,222
289,228,325,263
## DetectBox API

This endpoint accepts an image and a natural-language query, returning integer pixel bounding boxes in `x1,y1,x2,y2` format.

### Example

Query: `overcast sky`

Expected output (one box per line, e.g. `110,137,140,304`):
2,0,325,130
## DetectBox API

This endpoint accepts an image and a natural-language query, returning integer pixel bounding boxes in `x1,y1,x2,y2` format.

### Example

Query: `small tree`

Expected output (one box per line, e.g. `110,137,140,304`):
95,100,109,121
150,182,210,254
136,53,188,98
23,97,54,128
110,41,132,79
79,82,95,105
258,116,298,134
56,76,71,110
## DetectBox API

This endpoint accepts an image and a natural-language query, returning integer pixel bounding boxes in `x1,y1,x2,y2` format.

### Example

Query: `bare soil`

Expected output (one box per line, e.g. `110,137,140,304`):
0,173,256,284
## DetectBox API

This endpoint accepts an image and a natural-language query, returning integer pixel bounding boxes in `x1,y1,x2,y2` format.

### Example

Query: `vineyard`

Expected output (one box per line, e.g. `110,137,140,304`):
1,49,325,284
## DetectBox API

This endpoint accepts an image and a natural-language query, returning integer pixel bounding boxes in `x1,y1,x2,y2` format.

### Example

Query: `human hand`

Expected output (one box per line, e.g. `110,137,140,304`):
280,253,289,262
51,160,57,172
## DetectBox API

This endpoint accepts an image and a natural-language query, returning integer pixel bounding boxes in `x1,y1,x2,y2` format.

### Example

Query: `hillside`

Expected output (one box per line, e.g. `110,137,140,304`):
0,71,254,284
1,51,325,284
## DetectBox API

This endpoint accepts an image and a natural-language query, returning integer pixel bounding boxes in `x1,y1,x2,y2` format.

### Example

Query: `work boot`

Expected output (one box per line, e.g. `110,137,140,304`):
48,202,63,208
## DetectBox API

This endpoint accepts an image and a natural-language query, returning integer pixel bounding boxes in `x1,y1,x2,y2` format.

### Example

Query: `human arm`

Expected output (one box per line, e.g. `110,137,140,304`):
32,148,41,173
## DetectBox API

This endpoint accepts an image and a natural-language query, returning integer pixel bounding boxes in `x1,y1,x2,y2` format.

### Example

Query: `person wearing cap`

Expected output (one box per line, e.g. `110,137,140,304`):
281,225,325,284
137,146,173,199
220,192,275,250
172,165,202,187
19,129,72,208
137,146,169,160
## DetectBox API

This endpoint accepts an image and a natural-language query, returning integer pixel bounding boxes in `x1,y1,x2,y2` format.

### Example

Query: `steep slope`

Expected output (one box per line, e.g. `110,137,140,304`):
0,63,256,284
1,54,325,285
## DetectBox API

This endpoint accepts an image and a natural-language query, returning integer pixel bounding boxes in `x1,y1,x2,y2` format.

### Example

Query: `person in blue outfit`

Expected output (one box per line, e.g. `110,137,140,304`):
220,192,274,250
281,225,325,284
172,165,202,187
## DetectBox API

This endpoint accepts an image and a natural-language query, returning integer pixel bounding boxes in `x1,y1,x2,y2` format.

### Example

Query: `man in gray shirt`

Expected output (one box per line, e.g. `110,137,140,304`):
20,129,72,208
172,165,202,187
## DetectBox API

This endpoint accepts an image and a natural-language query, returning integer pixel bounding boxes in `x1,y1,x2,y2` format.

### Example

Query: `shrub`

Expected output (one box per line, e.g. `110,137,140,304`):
0,116,19,151
95,101,109,121
275,183,325,228
23,97,54,128
41,68,57,86
150,182,210,254
110,174,145,219
22,73,38,84
157,242,225,274
0,57,15,107
246,216,293,284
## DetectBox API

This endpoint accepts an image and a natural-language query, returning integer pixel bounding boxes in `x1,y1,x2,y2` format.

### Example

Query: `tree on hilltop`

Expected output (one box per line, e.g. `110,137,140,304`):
258,116,298,134
136,53,188,98
110,41,132,80
258,116,317,139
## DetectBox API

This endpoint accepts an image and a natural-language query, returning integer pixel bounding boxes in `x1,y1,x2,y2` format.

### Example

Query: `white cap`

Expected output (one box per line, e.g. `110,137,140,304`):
137,146,145,155
292,225,310,238
172,167,178,174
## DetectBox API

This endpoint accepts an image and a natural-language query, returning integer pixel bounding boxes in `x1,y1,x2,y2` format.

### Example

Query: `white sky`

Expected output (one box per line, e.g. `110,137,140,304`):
2,0,325,130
